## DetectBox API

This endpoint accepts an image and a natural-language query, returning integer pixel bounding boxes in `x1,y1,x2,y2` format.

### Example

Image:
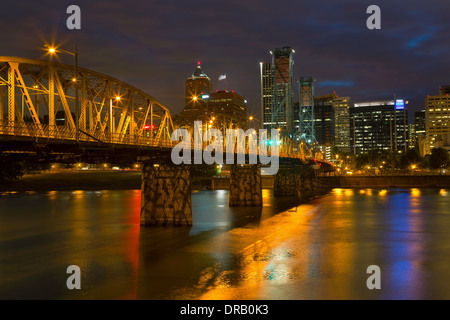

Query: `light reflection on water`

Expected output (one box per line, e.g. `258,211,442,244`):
1,188,450,299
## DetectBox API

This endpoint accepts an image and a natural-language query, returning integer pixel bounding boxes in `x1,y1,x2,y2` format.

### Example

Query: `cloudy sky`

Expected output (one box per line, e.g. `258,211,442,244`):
1,0,449,120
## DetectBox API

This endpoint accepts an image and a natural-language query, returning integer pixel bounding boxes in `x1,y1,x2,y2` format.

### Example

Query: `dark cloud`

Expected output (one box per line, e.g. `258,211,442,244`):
0,0,448,119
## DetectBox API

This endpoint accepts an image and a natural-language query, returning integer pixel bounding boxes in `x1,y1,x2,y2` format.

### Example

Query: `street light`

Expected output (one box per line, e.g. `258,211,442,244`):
192,94,210,125
46,44,79,143
248,116,260,129
110,96,121,140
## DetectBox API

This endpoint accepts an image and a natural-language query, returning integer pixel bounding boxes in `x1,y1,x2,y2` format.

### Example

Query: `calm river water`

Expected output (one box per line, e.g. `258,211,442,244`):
1,188,450,299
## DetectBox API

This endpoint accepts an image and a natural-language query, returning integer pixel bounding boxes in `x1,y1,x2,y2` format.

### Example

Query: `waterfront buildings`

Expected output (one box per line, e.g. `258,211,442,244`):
260,47,295,136
333,97,352,153
313,93,336,146
260,61,273,131
350,100,408,154
206,90,248,131
425,85,450,154
173,62,248,133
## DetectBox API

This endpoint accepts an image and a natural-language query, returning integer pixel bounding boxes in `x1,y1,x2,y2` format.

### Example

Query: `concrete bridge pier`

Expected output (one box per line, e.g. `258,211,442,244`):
229,164,262,206
140,163,192,226
301,170,319,191
274,167,301,197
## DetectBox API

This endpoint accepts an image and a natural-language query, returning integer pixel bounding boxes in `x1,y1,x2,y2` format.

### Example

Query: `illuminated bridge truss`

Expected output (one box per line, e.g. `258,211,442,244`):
0,56,174,147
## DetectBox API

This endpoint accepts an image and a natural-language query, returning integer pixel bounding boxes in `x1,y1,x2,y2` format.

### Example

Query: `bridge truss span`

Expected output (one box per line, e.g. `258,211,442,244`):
0,56,174,147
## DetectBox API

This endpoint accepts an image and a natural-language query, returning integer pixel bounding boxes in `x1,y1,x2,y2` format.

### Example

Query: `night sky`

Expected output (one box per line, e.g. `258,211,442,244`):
1,0,449,121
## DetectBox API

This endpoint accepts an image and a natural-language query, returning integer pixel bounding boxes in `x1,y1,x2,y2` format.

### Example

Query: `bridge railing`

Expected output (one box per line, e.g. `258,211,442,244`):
0,120,312,160
0,120,177,148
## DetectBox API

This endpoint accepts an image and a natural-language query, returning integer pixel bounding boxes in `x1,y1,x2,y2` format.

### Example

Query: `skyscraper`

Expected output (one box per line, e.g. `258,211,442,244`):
206,90,248,132
260,47,294,138
350,100,408,154
314,93,336,146
415,110,426,137
173,62,213,129
426,86,450,154
184,62,213,115
415,110,427,156
260,62,273,131
333,97,351,153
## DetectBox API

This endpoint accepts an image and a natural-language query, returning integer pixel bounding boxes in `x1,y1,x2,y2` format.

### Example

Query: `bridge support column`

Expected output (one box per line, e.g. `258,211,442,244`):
301,170,318,191
274,167,301,197
229,164,262,206
140,163,192,226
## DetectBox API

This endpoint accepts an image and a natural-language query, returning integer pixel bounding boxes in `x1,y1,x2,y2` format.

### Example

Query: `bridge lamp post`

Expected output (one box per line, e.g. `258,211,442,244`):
192,94,209,134
110,96,121,142
248,116,260,129
46,44,79,143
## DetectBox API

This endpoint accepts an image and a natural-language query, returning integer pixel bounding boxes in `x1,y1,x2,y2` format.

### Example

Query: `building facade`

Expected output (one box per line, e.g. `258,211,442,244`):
260,47,295,138
426,86,450,154
313,94,336,146
260,62,273,131
350,100,408,154
173,62,213,130
415,110,426,137
333,97,351,153
206,90,248,132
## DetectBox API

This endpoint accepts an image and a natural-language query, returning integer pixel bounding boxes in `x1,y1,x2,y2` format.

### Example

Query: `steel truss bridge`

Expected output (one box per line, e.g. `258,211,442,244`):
0,56,174,150
0,56,333,168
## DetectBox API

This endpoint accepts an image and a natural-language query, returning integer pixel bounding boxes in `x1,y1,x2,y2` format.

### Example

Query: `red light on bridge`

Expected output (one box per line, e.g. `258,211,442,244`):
144,124,156,130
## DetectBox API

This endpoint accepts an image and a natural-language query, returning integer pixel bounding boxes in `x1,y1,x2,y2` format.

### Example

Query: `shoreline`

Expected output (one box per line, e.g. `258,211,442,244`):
0,170,142,192
2,170,450,193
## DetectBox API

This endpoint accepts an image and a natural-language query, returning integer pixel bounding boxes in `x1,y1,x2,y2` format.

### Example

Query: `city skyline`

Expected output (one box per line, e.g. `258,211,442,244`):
3,0,450,303
0,0,448,121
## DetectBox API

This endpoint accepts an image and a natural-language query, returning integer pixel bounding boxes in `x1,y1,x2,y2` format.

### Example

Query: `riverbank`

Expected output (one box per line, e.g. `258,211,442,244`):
0,170,142,192
4,170,449,192
0,171,228,192
335,175,450,188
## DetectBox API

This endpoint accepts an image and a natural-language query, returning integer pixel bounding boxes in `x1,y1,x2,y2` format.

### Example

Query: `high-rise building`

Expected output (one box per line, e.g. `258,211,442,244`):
350,100,408,154
173,62,213,129
260,62,273,131
426,87,450,154
260,47,295,138
414,110,427,156
314,93,336,146
206,90,248,132
333,97,351,153
409,124,416,149
184,62,213,115
415,110,426,137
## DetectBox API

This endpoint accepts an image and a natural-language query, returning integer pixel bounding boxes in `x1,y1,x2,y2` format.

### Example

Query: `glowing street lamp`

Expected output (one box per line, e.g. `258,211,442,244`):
248,116,260,129
45,44,79,143
109,96,122,138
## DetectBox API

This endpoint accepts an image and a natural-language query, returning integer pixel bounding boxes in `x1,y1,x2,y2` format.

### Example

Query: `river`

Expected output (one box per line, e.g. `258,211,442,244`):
1,188,450,299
